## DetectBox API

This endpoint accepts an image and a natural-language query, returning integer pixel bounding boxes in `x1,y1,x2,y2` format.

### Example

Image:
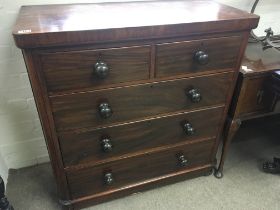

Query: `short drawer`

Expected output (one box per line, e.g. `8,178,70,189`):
66,139,214,199
51,72,233,132
60,106,224,167
235,75,274,116
156,36,242,78
39,46,150,93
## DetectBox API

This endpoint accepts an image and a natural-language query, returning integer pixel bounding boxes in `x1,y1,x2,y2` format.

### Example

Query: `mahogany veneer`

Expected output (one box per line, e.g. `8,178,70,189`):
51,72,233,132
67,139,215,199
40,46,151,93
13,1,258,209
60,106,224,167
156,36,242,77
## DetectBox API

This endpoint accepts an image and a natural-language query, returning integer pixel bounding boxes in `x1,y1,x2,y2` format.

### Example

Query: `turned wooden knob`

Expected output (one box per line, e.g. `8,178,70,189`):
104,172,114,185
182,121,195,136
95,61,109,78
187,88,201,103
178,155,188,166
98,102,113,119
101,138,113,152
194,51,209,65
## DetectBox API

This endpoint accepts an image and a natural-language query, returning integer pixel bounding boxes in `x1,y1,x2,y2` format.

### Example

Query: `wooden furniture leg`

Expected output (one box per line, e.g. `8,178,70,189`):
214,118,242,178
0,176,14,210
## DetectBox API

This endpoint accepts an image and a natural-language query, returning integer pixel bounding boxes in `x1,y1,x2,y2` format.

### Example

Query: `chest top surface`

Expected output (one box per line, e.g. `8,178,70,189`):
13,0,259,48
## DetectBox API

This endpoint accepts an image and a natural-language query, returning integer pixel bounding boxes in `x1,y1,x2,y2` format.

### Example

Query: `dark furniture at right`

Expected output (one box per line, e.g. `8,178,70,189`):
215,43,280,178
0,176,13,210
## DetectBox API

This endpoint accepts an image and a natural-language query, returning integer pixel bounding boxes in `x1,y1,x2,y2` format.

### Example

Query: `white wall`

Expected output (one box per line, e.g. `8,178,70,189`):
217,0,280,36
0,0,279,170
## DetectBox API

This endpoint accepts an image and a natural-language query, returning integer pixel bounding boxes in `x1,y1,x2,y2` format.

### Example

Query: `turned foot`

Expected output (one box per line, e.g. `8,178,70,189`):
214,168,223,179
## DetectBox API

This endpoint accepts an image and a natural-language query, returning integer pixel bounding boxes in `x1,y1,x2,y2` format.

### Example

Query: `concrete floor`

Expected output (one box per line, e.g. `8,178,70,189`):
6,115,280,210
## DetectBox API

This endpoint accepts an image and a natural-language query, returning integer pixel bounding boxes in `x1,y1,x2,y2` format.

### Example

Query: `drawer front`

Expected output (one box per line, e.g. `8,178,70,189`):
51,72,233,132
67,139,214,199
237,75,274,116
156,36,242,78
60,106,224,167
40,46,150,93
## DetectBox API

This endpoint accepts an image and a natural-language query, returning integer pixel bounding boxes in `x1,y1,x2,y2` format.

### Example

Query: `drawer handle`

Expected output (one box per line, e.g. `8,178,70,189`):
178,155,188,167
194,51,209,65
257,90,264,104
104,172,114,185
98,102,113,119
182,121,195,135
187,88,201,103
101,138,113,152
95,61,109,78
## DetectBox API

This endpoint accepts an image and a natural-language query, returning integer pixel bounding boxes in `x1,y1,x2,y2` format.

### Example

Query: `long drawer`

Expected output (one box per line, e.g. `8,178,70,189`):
39,46,151,93
60,106,224,167
51,72,233,132
66,139,215,199
156,36,242,78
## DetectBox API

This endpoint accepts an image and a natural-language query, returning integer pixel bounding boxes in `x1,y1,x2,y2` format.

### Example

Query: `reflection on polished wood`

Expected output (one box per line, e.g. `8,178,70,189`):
13,1,259,209
12,0,259,48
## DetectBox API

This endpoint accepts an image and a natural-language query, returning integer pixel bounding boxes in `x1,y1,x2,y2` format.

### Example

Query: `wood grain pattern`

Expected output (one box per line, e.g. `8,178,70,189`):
229,43,280,120
66,139,215,199
51,72,233,132
156,36,242,77
236,75,273,116
59,106,224,167
12,1,259,208
40,46,150,93
215,42,280,178
71,165,212,209
22,51,72,201
209,32,250,174
12,1,259,48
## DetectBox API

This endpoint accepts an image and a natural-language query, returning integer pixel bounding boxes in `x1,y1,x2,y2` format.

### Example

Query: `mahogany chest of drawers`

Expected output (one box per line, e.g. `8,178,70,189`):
12,1,259,209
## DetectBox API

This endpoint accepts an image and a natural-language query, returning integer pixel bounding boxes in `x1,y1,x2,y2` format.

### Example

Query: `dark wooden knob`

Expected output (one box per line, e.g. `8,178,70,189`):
104,173,114,185
194,51,209,65
101,138,113,152
178,155,188,166
182,121,195,135
98,102,112,119
187,88,201,103
95,61,109,78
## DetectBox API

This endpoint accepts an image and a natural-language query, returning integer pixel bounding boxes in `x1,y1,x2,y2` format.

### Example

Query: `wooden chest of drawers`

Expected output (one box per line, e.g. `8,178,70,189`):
13,1,259,209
